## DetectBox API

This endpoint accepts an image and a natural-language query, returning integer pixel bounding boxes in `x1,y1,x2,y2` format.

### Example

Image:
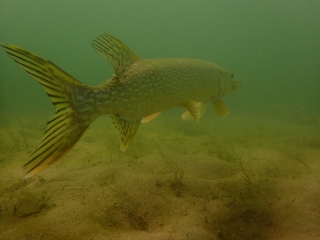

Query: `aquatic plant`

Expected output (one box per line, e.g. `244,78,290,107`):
0,171,52,219
279,144,308,168
4,128,24,153
215,144,240,162
201,155,281,240
1,117,41,154
100,176,168,231
153,139,185,190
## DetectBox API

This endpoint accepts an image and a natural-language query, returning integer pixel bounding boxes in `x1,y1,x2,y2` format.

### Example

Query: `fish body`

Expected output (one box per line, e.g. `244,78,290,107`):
1,34,240,177
78,58,234,119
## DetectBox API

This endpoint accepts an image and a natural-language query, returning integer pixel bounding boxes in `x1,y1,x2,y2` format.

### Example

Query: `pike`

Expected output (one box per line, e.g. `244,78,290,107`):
1,34,240,177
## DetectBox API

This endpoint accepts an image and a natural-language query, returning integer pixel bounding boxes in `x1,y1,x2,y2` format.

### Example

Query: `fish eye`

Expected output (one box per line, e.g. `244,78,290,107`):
231,73,234,78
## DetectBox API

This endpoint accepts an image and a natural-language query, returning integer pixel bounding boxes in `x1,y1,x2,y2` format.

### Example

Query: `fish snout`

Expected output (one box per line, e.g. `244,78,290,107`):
232,79,241,91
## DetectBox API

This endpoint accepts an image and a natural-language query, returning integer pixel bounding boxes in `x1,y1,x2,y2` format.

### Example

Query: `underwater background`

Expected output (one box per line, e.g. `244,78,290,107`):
0,1,319,239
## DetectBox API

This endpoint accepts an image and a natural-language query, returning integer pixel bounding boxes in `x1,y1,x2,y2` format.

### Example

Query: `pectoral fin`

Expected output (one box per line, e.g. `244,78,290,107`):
211,97,229,117
181,101,207,122
110,115,141,152
141,112,161,123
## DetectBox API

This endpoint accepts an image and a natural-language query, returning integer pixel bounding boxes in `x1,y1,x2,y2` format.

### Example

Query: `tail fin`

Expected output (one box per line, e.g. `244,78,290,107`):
2,44,91,178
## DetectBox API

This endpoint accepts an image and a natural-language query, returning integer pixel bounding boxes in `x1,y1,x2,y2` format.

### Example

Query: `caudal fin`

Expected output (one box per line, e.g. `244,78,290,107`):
2,44,92,177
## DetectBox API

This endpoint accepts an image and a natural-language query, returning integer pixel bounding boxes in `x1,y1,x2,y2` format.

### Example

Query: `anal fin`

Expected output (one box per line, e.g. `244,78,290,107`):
110,115,141,152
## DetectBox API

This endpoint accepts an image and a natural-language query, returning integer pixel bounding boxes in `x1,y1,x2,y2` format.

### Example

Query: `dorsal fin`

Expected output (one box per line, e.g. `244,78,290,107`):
92,34,140,75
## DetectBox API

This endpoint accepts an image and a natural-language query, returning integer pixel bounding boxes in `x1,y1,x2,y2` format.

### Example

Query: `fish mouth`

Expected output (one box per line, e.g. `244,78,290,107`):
233,79,241,90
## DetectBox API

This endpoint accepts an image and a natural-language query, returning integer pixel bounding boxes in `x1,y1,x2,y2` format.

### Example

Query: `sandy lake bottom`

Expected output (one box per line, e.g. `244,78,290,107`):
0,111,319,240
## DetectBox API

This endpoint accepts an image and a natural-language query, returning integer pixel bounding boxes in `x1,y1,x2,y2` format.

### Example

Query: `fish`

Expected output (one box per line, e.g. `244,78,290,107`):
1,33,241,177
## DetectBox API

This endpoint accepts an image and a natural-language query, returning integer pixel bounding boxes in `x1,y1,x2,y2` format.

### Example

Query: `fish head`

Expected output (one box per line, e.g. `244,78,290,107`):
220,68,241,96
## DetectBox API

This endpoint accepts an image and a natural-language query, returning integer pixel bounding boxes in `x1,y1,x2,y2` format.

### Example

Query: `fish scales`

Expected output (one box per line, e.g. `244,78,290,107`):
79,59,221,119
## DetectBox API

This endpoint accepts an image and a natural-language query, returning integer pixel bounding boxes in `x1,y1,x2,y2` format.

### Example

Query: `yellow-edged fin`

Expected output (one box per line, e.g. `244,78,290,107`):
1,44,83,94
24,116,89,177
1,44,91,178
92,34,140,75
141,112,161,123
181,101,207,122
211,98,229,117
110,115,141,152
181,111,193,121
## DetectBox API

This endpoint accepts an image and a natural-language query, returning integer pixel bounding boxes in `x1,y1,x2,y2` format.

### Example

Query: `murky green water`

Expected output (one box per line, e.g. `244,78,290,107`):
1,1,319,239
